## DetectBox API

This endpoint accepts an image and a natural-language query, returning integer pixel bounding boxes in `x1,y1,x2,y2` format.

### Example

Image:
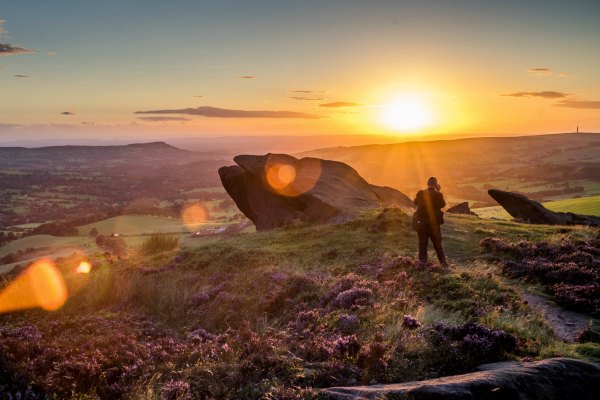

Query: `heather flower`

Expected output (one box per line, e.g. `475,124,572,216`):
337,314,359,333
333,287,373,309
290,310,320,332
161,380,191,400
402,314,422,329
271,271,288,282
11,325,43,341
188,282,230,308
332,334,360,356
429,322,516,359
356,263,384,277
187,328,218,342
188,292,210,307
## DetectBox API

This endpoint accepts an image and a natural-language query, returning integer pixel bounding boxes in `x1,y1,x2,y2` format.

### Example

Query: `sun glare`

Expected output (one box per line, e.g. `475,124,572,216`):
380,94,433,132
76,261,92,274
0,259,67,313
181,202,208,231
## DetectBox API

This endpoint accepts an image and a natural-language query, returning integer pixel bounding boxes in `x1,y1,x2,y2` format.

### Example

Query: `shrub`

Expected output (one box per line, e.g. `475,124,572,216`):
427,322,517,370
140,232,180,255
482,236,600,316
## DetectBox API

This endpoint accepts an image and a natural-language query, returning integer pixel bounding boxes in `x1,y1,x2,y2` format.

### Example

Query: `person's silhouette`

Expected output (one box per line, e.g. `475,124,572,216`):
412,176,448,267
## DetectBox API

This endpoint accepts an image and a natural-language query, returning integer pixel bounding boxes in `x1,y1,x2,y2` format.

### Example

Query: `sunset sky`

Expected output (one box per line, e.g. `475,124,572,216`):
1,0,599,141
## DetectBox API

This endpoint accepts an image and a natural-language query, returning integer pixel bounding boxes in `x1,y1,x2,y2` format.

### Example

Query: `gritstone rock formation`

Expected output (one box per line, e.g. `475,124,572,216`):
218,154,414,230
322,358,600,400
488,189,600,226
447,201,477,215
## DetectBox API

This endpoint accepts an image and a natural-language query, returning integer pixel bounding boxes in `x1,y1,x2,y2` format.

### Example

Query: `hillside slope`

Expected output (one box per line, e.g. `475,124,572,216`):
0,142,202,169
300,133,600,204
0,210,598,398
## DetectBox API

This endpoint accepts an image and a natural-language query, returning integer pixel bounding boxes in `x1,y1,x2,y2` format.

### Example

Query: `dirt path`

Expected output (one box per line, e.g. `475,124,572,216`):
520,290,591,343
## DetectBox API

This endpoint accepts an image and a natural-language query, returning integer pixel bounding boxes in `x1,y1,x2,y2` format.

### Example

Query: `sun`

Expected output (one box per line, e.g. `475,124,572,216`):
379,94,433,132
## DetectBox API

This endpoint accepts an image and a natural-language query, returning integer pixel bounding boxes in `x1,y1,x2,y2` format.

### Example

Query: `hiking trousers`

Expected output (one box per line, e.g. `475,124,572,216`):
417,223,446,264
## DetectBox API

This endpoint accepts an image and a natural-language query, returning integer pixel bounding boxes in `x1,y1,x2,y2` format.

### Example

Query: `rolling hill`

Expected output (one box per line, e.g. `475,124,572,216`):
0,142,204,170
300,132,600,206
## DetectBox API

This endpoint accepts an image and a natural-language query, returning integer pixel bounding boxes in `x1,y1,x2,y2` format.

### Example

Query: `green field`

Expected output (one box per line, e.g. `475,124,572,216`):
545,195,600,215
0,214,237,273
0,235,93,258
474,195,600,220
78,215,199,236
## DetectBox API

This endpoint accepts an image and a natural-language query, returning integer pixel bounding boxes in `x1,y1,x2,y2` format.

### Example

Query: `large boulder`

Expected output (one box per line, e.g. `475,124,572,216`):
322,358,600,400
447,201,477,216
488,189,600,227
218,154,413,230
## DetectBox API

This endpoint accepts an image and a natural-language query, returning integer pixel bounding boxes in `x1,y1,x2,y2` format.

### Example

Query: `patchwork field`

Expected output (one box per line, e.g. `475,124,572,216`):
78,215,193,236
0,235,92,259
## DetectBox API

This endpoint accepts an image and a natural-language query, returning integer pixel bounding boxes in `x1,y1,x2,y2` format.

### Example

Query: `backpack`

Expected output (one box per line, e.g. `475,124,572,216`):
412,212,424,231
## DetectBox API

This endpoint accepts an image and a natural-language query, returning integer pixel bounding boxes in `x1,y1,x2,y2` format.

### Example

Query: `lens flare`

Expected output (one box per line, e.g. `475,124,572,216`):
266,163,297,190
0,259,67,313
181,202,208,231
264,155,322,197
75,261,92,274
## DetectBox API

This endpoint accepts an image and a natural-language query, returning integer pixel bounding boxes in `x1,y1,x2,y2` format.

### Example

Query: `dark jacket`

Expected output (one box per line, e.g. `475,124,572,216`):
413,188,446,226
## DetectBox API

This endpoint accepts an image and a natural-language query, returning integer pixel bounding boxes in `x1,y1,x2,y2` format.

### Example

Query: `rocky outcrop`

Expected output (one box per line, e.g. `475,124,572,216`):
447,201,477,215
322,358,600,400
488,189,600,226
218,154,413,230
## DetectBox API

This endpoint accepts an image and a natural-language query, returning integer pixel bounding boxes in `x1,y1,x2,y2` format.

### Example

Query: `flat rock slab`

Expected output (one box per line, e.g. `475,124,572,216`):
447,202,477,216
488,189,600,226
322,358,600,400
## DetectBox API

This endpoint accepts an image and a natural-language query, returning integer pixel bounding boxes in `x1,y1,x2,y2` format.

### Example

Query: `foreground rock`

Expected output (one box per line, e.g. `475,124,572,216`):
322,358,600,400
219,154,413,230
447,201,477,216
488,189,600,226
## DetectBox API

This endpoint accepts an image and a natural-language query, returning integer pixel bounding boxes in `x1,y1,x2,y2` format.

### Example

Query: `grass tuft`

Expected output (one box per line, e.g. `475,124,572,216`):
139,232,180,255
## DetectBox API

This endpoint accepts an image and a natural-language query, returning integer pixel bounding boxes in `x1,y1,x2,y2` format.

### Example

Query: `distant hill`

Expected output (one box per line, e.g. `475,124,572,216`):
0,142,205,170
300,132,600,205
0,142,230,228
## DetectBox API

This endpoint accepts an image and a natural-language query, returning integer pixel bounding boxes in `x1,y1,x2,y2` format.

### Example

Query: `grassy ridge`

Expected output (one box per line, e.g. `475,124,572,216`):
1,209,598,398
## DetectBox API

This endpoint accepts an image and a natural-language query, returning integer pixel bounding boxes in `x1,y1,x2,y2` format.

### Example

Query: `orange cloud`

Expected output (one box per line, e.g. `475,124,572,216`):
502,91,568,99
289,96,325,101
138,116,191,122
527,68,552,76
289,90,328,94
319,101,362,108
135,106,322,119
554,99,600,109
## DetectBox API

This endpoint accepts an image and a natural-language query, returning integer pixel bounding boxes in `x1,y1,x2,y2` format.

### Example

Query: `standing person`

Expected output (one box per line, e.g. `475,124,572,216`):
412,176,448,268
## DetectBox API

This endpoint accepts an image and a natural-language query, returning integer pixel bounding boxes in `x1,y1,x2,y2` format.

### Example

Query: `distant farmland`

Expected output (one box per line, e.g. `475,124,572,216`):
78,215,194,236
